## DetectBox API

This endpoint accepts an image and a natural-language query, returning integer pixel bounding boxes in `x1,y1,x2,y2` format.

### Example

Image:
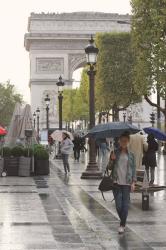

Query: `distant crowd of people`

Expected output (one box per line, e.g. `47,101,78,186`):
59,131,159,185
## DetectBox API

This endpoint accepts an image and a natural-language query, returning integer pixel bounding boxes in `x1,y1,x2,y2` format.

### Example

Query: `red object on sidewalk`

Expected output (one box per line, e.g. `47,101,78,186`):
0,126,7,135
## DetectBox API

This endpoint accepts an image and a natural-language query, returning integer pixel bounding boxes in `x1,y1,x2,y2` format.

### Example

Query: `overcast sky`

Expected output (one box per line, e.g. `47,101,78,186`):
0,0,131,103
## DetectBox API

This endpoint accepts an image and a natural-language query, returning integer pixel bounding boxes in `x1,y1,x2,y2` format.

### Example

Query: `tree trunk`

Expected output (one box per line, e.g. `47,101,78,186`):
98,112,102,124
157,89,161,129
164,100,166,154
106,112,109,122
114,105,119,122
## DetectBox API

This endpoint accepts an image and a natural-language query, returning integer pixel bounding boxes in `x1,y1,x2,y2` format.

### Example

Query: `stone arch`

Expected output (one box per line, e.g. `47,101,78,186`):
68,54,86,80
25,12,131,129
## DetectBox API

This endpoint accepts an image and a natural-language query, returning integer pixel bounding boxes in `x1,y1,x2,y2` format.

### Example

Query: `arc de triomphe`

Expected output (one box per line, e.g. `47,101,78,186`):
24,12,130,129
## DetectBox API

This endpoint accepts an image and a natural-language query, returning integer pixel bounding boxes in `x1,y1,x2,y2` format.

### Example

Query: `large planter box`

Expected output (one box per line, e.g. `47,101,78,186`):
19,156,31,177
4,157,19,176
0,158,4,176
35,159,49,175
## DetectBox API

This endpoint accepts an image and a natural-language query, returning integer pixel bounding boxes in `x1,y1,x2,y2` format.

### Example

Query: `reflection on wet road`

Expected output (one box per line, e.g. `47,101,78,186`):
0,154,165,249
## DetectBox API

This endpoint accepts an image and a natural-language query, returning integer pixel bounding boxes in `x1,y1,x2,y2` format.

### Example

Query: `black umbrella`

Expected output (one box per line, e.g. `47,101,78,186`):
86,122,140,139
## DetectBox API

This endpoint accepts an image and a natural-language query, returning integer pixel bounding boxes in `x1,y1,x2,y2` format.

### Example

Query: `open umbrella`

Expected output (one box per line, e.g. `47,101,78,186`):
0,126,7,136
51,130,73,141
86,122,140,139
143,127,166,141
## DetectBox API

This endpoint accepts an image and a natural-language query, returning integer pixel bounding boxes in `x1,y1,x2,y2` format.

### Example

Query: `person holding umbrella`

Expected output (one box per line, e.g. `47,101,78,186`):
143,134,158,185
61,132,74,174
109,132,136,234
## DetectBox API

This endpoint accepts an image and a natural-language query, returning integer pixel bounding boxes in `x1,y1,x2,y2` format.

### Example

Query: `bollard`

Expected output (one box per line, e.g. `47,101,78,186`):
142,192,149,211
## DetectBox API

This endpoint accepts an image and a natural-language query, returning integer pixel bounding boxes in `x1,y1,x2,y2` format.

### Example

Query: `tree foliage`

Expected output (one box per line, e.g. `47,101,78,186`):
95,32,141,114
0,81,23,126
62,88,77,122
62,71,89,123
131,0,166,102
63,32,142,123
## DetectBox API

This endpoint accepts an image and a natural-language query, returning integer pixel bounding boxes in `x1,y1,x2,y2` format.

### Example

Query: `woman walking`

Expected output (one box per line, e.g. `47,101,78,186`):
109,132,136,234
61,132,74,174
144,134,158,185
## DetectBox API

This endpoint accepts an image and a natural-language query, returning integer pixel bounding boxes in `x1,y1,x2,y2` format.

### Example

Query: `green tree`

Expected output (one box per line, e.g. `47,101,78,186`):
76,69,89,121
131,0,166,130
62,89,77,123
62,69,89,126
0,81,23,126
95,32,141,121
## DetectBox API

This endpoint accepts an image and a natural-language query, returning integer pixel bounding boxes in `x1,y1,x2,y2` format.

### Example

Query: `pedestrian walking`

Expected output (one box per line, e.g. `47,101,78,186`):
129,132,148,170
98,138,109,172
143,134,158,185
109,132,136,234
80,134,87,152
73,135,81,161
61,132,74,174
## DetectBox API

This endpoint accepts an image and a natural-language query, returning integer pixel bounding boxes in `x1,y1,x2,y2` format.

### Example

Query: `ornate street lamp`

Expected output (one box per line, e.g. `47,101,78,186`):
36,107,40,142
45,94,50,130
81,36,102,179
56,76,64,130
33,112,36,129
56,76,65,158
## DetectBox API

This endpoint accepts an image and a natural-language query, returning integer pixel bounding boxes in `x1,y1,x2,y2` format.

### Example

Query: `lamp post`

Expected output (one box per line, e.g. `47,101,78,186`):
33,112,36,129
81,36,102,179
36,107,40,142
123,111,126,123
45,94,50,130
56,76,65,158
56,76,64,130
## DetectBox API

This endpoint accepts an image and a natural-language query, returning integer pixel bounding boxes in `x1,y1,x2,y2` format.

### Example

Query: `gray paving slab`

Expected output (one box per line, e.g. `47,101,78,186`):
0,155,165,249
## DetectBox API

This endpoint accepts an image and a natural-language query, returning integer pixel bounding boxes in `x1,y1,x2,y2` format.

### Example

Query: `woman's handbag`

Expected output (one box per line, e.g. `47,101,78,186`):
98,169,115,201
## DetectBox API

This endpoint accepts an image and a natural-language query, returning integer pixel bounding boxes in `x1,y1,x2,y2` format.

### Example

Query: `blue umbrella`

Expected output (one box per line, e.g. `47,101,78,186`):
143,127,166,141
86,122,140,139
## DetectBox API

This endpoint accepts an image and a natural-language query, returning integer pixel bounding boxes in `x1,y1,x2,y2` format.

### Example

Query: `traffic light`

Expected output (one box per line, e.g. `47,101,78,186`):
150,112,155,127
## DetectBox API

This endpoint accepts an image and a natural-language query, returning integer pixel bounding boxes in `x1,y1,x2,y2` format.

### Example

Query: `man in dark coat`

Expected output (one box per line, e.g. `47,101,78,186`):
73,135,82,161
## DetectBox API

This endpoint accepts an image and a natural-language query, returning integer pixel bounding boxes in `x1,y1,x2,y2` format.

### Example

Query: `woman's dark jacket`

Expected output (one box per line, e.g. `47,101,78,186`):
143,139,158,168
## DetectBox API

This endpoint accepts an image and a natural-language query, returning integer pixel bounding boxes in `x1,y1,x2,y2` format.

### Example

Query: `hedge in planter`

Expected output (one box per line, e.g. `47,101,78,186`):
0,158,4,176
18,148,33,177
2,147,11,157
0,146,8,176
5,146,24,176
34,147,49,175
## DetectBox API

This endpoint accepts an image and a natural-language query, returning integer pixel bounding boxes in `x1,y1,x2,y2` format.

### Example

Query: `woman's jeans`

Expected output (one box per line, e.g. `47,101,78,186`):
113,185,131,227
62,154,70,173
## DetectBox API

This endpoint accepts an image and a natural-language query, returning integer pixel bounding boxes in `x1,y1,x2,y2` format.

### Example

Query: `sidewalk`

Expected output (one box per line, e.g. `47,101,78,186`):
0,155,165,249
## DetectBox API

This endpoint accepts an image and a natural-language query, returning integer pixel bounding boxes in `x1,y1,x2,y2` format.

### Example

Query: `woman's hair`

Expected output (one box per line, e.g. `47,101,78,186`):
63,132,70,139
119,131,130,141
